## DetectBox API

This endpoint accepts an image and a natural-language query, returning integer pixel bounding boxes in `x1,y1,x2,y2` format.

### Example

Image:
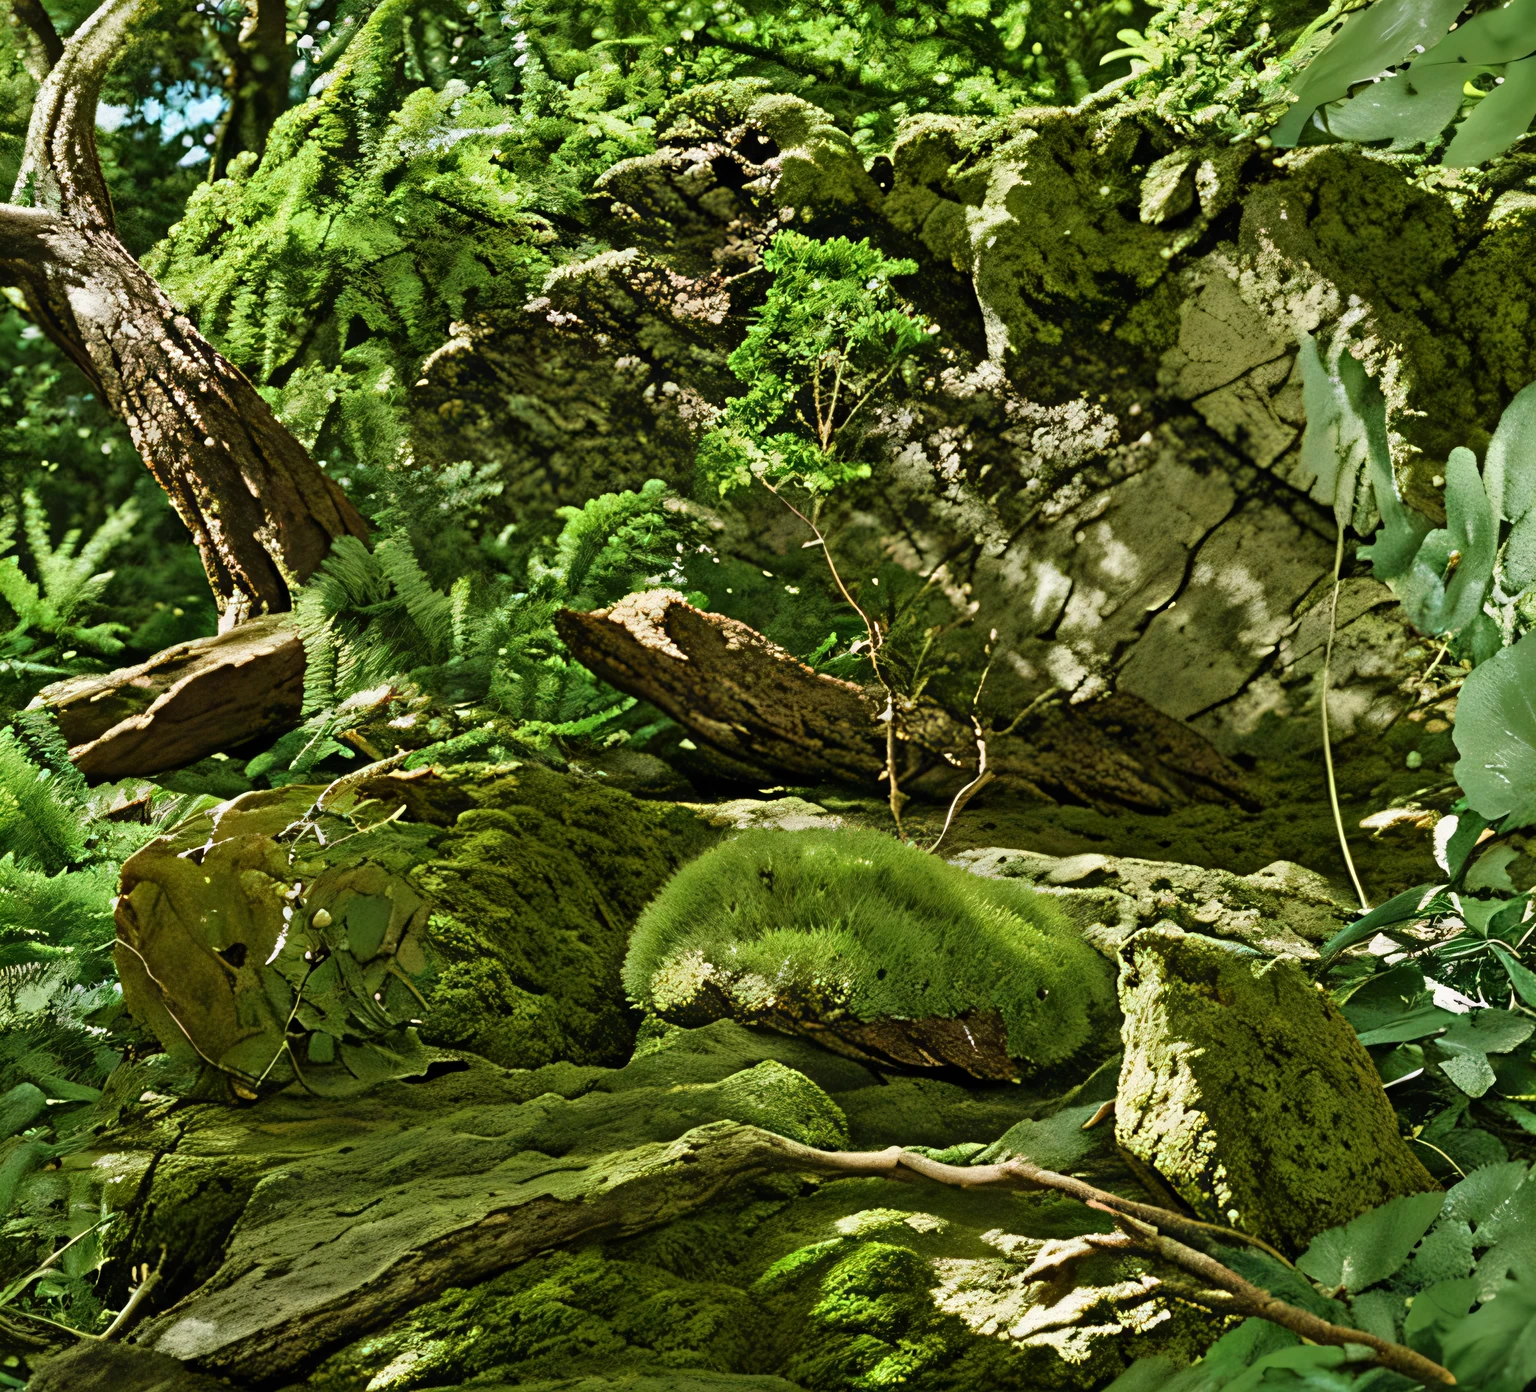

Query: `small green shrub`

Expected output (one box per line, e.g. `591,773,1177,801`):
624,828,1119,1076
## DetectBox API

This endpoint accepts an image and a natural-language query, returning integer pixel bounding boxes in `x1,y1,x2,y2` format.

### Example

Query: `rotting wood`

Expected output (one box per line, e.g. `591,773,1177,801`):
556,588,1256,812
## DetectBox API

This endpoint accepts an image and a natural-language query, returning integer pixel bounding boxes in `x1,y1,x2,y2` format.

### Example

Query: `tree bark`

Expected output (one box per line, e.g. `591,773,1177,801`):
211,0,291,179
556,589,1255,812
1,0,367,628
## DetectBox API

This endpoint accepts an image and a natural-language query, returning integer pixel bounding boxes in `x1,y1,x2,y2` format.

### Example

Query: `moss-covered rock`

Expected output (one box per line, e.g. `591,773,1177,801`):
625,828,1120,1082
114,763,715,1097
1114,925,1439,1254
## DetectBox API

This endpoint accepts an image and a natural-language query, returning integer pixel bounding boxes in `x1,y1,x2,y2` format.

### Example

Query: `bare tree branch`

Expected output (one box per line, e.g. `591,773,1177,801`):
771,1139,1455,1388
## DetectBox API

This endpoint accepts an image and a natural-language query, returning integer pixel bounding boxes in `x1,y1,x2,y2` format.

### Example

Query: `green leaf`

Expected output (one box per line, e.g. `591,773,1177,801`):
1322,61,1469,150
1321,883,1446,961
1297,1190,1446,1292
1354,1005,1458,1047
1402,1276,1476,1363
1440,1049,1497,1097
1490,944,1536,1008
0,1082,46,1139
1453,629,1536,826
1444,56,1536,169
1484,381,1536,524
1444,1160,1529,1225
1441,1279,1536,1392
343,894,393,961
31,1075,101,1103
1295,335,1388,531
1440,1010,1535,1056
1442,810,1492,884
1271,0,1470,147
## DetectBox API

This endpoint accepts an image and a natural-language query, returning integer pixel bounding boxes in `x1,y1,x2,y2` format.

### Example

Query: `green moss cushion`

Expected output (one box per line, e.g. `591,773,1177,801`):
623,828,1120,1080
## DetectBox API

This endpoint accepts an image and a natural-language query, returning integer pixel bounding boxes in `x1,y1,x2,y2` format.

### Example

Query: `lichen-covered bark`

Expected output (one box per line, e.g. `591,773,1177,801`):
0,0,367,627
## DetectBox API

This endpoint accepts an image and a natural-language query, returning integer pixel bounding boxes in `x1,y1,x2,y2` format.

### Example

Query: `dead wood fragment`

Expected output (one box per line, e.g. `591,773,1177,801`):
556,589,1256,811
33,615,303,779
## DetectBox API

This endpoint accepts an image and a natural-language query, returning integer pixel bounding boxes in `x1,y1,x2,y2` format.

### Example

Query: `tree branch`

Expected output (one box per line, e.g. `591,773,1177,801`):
13,0,142,230
770,1139,1454,1387
9,0,64,78
0,202,59,258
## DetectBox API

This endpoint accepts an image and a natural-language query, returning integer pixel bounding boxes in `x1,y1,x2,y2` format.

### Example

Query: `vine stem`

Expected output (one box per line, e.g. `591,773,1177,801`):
1322,524,1369,911
765,481,907,838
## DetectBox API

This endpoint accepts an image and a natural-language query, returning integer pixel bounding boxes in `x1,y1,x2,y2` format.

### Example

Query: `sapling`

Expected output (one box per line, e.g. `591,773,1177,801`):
698,231,935,836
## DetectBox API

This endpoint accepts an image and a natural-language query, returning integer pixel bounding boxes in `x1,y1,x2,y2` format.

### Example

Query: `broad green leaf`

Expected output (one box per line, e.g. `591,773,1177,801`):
1323,62,1470,150
1441,1279,1536,1392
1321,883,1445,960
1444,55,1536,169
1453,629,1536,825
1484,380,1536,524
1222,1344,1352,1392
1494,1051,1536,1098
1465,845,1519,893
1297,1190,1446,1292
1402,1276,1476,1362
1412,0,1536,66
1400,1218,1475,1290
1416,448,1497,634
1341,962,1426,1031
0,1082,46,1139
1271,0,1470,147
1444,1159,1529,1225
1355,1005,1458,1046
0,1139,48,1217
1440,1049,1497,1097
1441,1010,1536,1056
1504,509,1536,592
343,894,393,960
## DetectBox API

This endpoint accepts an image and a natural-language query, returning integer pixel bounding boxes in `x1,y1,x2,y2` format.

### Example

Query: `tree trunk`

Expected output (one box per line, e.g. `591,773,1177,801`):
212,0,291,179
0,0,366,629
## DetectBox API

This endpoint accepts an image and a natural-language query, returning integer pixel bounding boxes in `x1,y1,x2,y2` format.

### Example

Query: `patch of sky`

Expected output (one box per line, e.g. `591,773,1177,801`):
96,83,226,141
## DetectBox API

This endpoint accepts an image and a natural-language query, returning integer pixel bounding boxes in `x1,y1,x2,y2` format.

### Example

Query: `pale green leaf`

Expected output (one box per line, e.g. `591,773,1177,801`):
1453,628,1536,825
1297,1190,1446,1292
1444,56,1536,169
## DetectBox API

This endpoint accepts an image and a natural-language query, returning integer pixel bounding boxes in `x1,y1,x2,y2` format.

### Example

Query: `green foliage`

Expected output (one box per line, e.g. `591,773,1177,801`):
700,232,930,503
1454,630,1536,828
264,479,699,785
0,489,138,702
624,828,1120,1074
1275,0,1536,167
1113,1163,1536,1391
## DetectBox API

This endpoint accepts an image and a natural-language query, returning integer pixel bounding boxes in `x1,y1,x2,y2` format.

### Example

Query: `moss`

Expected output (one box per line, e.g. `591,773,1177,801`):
1115,926,1441,1254
410,766,715,1070
625,828,1118,1078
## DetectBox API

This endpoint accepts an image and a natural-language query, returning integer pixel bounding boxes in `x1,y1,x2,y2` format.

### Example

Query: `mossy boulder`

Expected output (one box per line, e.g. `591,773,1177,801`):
114,763,714,1097
1114,926,1439,1254
624,828,1120,1081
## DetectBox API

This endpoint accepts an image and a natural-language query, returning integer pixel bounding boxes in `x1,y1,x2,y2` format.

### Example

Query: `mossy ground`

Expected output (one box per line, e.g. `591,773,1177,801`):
302,1170,1197,1392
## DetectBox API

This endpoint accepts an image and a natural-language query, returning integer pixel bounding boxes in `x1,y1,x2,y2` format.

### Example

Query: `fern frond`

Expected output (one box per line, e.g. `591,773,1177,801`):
0,729,87,874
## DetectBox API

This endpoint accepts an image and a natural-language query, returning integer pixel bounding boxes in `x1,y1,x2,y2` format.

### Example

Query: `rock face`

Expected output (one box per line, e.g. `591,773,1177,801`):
25,1343,238,1392
957,847,1353,960
1114,926,1438,1253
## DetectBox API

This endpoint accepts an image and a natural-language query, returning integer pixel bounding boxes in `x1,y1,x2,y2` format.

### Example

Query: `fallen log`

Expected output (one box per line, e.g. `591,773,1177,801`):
555,589,1254,812
31,614,303,780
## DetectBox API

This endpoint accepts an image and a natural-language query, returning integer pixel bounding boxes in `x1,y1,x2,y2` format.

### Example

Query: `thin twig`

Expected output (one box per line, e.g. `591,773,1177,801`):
765,1136,1449,1386
1321,526,1370,911
1098,1209,1453,1386
100,1248,165,1341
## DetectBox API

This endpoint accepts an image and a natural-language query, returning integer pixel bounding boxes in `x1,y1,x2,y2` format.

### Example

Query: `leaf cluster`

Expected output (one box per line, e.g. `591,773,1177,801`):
1274,0,1536,168
699,232,930,501
255,479,703,785
1115,1161,1536,1390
